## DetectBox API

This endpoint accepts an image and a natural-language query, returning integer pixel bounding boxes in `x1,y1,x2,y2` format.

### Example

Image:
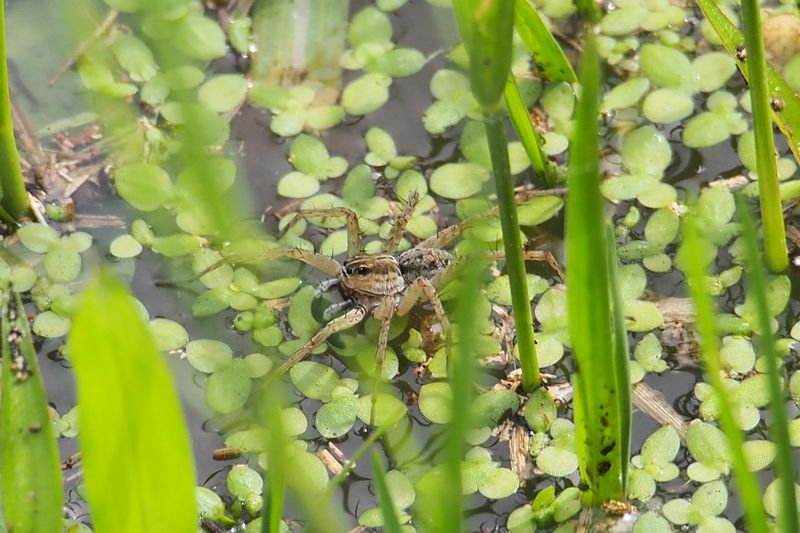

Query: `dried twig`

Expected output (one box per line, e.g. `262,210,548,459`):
49,10,119,86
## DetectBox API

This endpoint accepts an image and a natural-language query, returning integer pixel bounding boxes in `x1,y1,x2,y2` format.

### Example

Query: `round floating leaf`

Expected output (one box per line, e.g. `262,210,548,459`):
691,480,728,518
196,487,225,520
357,393,407,426
627,468,656,502
18,223,59,253
687,421,729,472
662,498,691,525
487,274,546,305
32,311,71,338
277,172,320,198
115,163,174,211
198,74,248,113
536,446,578,477
633,512,671,533
253,278,302,300
639,43,694,89
601,174,659,201
517,196,564,226
227,464,263,500
186,339,233,373
342,74,392,115
742,439,775,472
348,6,392,47
642,88,694,123
720,336,755,375
112,33,157,82
174,12,227,60
429,163,490,199
641,425,680,466
271,111,305,137
289,134,331,177
149,318,189,351
683,112,730,148
471,389,520,427
601,77,650,112
152,234,202,258
644,207,679,248
418,382,453,424
638,182,677,208
110,235,143,258
316,396,359,439
290,361,340,402
524,388,557,432
478,467,519,499
692,52,736,93
205,360,251,414
507,505,535,533
622,125,672,177
44,246,82,283
367,48,425,77
600,6,647,36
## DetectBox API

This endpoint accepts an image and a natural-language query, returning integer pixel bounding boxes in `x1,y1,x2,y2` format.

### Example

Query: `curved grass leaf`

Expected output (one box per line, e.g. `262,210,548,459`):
68,270,197,533
1,290,62,532
514,0,576,83
504,75,551,185
371,452,403,533
682,214,770,533
737,199,798,532
565,33,624,503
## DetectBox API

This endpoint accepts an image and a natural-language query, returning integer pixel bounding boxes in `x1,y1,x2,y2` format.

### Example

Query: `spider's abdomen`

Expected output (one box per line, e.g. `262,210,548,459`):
398,248,454,283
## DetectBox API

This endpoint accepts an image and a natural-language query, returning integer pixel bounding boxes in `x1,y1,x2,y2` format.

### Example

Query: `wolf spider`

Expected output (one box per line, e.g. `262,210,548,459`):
197,194,564,378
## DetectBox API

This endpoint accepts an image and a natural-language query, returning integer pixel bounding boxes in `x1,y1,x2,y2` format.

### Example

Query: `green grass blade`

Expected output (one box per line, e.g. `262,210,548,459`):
682,214,770,533
514,0,576,83
1,290,62,532
503,75,552,186
737,198,798,532
605,225,630,492
565,33,623,503
485,109,539,390
453,0,515,107
697,0,800,170
371,452,403,533
740,0,787,273
262,387,286,533
68,270,197,533
0,1,31,221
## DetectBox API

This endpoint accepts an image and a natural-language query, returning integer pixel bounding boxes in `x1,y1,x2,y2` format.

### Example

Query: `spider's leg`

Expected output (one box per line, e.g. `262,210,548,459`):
283,208,362,257
384,192,420,254
487,249,565,280
396,277,451,354
315,278,339,298
370,298,395,426
322,300,350,321
193,247,342,281
274,305,367,376
416,208,499,250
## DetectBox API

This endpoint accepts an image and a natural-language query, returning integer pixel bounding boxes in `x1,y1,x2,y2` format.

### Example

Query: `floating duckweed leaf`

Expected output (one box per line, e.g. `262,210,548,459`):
32,311,71,338
192,250,233,290
487,274,547,305
638,182,677,208
357,393,407,426
418,382,452,424
342,74,392,115
185,340,233,373
252,326,282,347
253,278,302,300
242,353,271,378
225,427,269,453
395,169,428,201
151,234,202,257
103,0,141,12
524,388,557,432
44,246,81,283
639,43,695,89
601,175,659,201
112,34,157,82
536,446,578,477
720,336,755,374
507,505,535,533
271,111,305,137
316,396,359,439
692,52,736,92
115,163,174,211
628,468,656,502
532,334,564,367
541,132,568,156
174,12,227,60
64,232,93,253
282,406,308,437
682,112,731,148
601,77,650,112
198,74,248,113
641,425,680,466
287,285,320,339
348,6,392,47
196,487,226,520
78,58,137,97
110,235,143,258
290,361,339,402
365,127,397,165
471,389,520,427
633,512,671,533
624,300,664,331
227,464,263,500
742,439,775,472
634,333,667,373
687,421,729,474
277,171,320,198
622,126,672,177
306,105,345,131
478,467,519,499
642,88,694,123
163,65,205,90
177,157,236,195
205,360,251,414
600,6,647,36
697,185,735,228
18,223,58,253
367,48,426,77
149,318,188,351
662,498,691,525
11,267,38,292
517,196,564,226
644,207,680,247
289,134,333,177
192,289,231,318
429,162,490,199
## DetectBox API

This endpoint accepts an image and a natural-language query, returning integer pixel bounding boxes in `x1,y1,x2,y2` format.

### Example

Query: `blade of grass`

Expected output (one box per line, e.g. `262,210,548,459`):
262,386,286,533
682,213,770,533
371,452,403,533
68,269,197,533
1,289,62,532
503,74,552,186
740,0,787,273
605,225,630,492
697,0,800,172
565,33,624,503
0,1,30,221
737,198,798,532
514,0,576,83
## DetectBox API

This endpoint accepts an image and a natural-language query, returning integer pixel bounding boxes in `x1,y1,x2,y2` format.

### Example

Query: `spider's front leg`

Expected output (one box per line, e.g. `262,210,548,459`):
370,297,395,425
384,192,420,253
283,207,363,257
486,249,566,280
195,247,343,280
274,305,368,376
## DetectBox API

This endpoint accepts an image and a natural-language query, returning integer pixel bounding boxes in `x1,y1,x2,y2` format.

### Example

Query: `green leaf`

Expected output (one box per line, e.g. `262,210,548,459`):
342,74,392,115
174,12,227,60
68,270,197,533
198,74,249,113
639,43,695,89
114,163,174,211
1,290,63,532
371,453,403,533
113,34,157,82
514,0,575,82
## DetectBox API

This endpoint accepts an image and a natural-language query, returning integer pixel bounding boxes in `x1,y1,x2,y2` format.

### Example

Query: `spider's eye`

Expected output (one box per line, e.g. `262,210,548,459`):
357,266,369,275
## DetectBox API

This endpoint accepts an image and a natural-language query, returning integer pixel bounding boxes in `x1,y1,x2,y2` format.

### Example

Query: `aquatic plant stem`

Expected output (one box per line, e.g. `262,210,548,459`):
738,199,798,533
741,0,787,273
485,108,540,391
0,2,29,221
683,214,770,533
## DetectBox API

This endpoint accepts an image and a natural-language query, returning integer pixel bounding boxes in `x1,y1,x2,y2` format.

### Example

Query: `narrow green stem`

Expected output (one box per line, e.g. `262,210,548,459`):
739,200,798,533
484,108,539,391
503,75,552,187
741,0,787,272
0,2,29,222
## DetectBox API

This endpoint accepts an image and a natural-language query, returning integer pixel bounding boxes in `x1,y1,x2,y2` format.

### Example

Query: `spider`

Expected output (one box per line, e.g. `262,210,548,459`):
196,193,564,378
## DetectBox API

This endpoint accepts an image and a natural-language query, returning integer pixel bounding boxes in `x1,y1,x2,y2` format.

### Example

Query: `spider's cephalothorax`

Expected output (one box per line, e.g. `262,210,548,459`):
340,254,405,307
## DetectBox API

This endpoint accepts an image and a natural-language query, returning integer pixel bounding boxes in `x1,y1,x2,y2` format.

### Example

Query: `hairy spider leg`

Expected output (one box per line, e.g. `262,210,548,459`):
415,208,500,250
487,249,566,281
194,247,343,280
370,297,396,425
274,305,368,376
384,192,420,254
282,207,363,258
